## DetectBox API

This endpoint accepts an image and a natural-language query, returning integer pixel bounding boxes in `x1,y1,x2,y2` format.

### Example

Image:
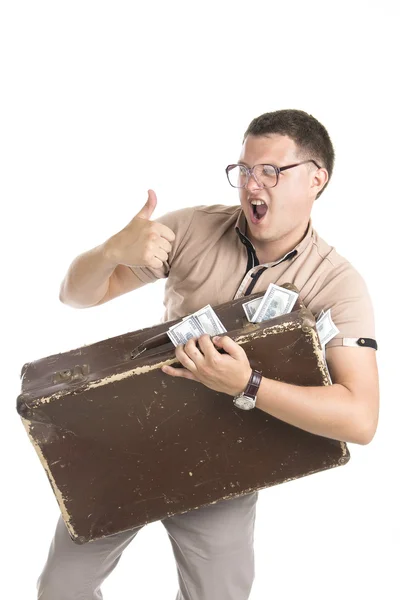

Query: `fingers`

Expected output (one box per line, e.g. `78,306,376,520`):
140,225,173,269
135,190,158,221
145,225,174,262
184,338,206,365
162,365,196,380
146,256,164,269
152,247,168,266
175,344,198,372
177,336,219,371
157,236,172,254
213,335,246,360
157,222,176,243
151,237,172,265
198,334,221,361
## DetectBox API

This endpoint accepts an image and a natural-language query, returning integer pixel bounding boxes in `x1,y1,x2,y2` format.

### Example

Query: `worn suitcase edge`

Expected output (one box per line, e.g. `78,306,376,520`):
20,416,77,538
17,308,328,414
22,398,350,545
77,445,350,544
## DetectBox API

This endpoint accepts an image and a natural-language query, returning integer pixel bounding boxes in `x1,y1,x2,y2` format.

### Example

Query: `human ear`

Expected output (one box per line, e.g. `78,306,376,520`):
311,168,329,196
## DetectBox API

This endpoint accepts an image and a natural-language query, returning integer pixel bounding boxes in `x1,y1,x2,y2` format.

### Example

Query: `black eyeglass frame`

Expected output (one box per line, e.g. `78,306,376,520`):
225,159,321,189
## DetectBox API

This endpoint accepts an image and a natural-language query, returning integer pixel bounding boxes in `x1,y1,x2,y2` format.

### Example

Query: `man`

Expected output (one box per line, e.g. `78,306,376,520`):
38,109,379,600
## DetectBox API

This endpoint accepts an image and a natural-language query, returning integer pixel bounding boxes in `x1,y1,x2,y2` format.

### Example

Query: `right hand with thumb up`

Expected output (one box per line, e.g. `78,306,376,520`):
104,190,176,269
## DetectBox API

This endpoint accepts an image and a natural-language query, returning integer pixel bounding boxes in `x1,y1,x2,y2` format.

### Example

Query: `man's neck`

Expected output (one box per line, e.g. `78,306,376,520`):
246,222,310,265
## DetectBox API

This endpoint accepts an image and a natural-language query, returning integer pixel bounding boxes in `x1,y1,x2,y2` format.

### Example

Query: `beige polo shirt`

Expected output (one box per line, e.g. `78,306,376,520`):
131,204,376,350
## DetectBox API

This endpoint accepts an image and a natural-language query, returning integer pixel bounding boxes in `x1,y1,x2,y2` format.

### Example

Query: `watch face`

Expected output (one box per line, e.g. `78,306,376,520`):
234,396,255,410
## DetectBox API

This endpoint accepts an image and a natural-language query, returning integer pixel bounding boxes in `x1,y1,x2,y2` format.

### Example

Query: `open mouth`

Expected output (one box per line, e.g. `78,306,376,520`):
250,200,268,224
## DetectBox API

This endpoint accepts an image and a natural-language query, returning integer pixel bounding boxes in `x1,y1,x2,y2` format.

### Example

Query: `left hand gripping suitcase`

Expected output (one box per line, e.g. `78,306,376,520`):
17,283,349,544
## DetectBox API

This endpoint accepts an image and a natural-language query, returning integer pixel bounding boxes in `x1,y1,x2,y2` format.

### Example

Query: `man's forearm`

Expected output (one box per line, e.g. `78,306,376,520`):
256,378,372,445
59,243,116,308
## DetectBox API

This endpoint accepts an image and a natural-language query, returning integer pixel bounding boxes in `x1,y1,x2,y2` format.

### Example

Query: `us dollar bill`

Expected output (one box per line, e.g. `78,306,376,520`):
167,316,205,346
167,305,226,347
316,309,339,347
248,283,299,323
242,297,263,322
190,305,227,337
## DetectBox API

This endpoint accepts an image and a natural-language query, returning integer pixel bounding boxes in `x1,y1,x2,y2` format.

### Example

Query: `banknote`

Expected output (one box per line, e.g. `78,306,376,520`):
167,316,204,346
316,309,339,347
250,283,299,323
242,297,263,322
191,305,227,337
167,305,226,347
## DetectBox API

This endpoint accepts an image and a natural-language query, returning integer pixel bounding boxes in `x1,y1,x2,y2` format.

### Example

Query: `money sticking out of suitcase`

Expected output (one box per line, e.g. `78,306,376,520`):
17,284,350,544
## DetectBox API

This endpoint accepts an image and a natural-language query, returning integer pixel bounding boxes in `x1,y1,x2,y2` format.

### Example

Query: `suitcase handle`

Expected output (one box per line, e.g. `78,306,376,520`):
130,331,172,360
130,284,303,361
130,325,257,361
130,331,231,361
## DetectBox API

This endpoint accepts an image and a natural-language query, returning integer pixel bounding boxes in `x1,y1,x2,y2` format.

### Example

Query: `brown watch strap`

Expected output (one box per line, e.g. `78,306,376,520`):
243,369,262,399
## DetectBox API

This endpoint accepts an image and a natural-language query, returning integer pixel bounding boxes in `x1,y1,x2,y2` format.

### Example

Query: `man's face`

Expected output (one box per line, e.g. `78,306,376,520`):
237,134,323,246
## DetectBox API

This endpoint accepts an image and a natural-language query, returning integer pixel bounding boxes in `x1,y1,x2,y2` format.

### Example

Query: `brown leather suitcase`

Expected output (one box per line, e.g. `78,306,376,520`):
17,284,349,544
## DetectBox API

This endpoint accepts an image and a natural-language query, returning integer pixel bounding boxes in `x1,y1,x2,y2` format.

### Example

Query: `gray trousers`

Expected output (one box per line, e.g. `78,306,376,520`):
37,492,258,600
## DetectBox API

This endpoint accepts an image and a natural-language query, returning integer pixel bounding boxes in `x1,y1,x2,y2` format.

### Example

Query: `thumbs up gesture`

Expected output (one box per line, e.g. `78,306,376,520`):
104,190,175,269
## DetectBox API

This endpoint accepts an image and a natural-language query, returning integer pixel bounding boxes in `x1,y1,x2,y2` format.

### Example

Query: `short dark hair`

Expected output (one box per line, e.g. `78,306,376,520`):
243,109,335,199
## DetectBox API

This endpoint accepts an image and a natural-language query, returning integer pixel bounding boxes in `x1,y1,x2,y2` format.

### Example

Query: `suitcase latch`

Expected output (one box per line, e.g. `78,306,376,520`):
53,364,90,385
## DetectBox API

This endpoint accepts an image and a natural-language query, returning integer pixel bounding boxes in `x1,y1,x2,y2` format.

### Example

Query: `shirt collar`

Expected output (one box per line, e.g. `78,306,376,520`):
234,208,313,266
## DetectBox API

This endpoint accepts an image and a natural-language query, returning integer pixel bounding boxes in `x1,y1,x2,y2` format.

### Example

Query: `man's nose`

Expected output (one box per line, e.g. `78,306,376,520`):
246,171,263,190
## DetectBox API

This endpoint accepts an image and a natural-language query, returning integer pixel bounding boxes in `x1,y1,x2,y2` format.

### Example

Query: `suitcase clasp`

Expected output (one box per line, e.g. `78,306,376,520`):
53,364,90,384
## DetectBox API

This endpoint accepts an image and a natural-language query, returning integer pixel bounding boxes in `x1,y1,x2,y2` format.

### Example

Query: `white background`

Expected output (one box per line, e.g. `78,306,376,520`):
1,1,398,599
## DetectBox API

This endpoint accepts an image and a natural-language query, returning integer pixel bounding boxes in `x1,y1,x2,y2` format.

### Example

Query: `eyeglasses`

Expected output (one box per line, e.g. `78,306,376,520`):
225,160,321,189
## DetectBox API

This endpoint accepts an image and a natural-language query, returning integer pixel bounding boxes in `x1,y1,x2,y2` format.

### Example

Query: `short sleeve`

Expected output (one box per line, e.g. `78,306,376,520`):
305,262,376,350
129,206,197,284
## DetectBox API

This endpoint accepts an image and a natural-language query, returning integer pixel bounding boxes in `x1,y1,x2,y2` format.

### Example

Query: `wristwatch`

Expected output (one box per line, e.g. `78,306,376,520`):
233,369,262,410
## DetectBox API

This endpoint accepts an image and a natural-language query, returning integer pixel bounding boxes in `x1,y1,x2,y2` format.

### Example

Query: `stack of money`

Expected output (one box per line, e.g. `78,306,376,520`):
242,283,299,323
315,310,339,384
167,305,227,347
242,284,339,352
315,309,339,354
168,286,339,362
